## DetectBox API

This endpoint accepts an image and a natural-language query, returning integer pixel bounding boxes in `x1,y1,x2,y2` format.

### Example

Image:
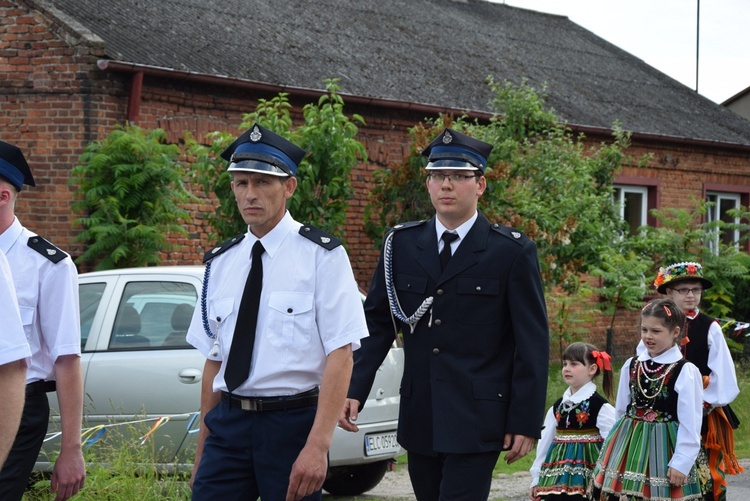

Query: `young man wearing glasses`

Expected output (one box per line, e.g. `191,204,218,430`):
340,128,550,500
652,261,742,501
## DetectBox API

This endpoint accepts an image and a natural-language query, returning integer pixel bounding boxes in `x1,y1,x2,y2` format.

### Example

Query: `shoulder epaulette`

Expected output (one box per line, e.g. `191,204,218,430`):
299,225,342,250
27,236,68,264
202,234,245,263
490,223,528,246
390,219,428,232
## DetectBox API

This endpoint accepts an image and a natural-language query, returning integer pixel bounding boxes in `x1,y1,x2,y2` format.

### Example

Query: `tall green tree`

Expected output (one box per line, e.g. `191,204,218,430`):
188,79,366,244
70,126,194,270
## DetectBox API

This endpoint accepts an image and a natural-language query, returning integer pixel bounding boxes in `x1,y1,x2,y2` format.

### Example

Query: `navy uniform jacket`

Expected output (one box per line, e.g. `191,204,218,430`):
348,212,549,455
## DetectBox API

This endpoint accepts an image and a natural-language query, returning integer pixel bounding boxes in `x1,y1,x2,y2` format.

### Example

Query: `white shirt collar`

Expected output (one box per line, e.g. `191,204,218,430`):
247,211,297,260
435,211,478,246
636,344,683,364
0,217,23,254
562,381,597,404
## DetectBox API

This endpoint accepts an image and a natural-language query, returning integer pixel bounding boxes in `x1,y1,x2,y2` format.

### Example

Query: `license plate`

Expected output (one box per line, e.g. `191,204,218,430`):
364,431,400,456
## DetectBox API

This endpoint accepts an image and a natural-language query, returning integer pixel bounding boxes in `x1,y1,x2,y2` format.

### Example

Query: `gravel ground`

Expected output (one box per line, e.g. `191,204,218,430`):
326,458,750,501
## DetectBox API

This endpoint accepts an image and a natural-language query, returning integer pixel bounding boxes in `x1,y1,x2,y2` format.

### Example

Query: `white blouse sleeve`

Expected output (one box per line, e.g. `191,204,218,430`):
614,358,633,419
530,406,557,488
596,402,617,440
669,362,703,475
703,321,740,406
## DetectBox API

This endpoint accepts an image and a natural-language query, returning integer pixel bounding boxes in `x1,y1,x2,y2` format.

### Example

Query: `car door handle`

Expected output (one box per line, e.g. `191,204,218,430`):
178,368,203,384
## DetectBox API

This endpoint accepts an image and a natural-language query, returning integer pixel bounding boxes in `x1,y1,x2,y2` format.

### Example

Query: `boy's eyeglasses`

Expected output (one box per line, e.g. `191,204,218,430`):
672,287,703,296
428,173,478,183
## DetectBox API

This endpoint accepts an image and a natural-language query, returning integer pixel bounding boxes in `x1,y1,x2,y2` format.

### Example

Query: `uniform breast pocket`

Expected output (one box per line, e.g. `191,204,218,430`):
208,299,235,349
267,292,314,347
395,274,428,295
457,277,500,325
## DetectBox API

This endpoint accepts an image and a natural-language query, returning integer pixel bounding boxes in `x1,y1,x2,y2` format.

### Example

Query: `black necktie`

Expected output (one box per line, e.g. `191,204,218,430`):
225,241,264,393
439,232,459,270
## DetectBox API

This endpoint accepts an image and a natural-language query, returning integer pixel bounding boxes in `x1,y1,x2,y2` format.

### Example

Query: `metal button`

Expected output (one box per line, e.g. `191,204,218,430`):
434,319,442,326
476,286,482,291
432,348,440,355
436,289,444,295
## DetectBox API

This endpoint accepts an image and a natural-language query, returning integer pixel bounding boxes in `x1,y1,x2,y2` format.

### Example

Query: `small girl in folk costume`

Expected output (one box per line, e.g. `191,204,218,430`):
652,262,742,501
591,299,704,501
530,342,616,501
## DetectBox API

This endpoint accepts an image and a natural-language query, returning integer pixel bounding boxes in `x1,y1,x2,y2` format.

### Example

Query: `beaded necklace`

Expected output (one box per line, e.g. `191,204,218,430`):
636,360,677,400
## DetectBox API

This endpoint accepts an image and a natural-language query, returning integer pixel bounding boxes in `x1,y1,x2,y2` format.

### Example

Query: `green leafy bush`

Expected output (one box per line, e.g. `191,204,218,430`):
70,126,195,270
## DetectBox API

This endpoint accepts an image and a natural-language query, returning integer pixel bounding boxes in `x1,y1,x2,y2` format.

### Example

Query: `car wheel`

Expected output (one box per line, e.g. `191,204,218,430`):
323,460,389,496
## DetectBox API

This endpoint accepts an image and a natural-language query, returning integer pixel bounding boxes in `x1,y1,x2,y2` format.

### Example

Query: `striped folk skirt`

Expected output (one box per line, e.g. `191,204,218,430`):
591,416,703,501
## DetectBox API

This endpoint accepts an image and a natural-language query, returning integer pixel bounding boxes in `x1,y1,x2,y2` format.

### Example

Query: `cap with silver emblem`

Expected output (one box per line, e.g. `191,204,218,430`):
421,128,493,173
221,123,306,177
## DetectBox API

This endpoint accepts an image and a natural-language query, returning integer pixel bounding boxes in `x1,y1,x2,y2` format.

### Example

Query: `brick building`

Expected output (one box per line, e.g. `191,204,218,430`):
3,0,750,355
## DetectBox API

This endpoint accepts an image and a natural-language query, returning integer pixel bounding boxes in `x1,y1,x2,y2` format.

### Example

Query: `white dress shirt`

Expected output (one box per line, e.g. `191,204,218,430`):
0,217,80,382
187,211,369,396
0,249,31,366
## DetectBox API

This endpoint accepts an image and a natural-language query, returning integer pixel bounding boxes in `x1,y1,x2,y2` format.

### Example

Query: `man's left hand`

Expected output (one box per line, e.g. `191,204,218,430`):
50,447,86,501
503,434,535,465
286,444,328,501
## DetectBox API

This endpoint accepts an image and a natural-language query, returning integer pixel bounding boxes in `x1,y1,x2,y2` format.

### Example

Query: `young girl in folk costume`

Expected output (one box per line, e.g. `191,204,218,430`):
653,262,742,501
591,298,704,501
530,343,616,501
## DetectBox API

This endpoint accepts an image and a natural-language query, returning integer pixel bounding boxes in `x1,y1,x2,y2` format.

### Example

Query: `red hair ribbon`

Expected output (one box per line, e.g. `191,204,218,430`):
591,350,612,371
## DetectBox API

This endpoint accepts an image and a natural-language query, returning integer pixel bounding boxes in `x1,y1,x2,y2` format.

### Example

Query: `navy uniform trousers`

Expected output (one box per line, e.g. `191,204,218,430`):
192,398,321,501
0,392,51,500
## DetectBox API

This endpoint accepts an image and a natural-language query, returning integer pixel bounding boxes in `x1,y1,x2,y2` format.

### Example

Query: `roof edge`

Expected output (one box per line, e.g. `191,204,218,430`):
97,59,485,117
98,60,750,153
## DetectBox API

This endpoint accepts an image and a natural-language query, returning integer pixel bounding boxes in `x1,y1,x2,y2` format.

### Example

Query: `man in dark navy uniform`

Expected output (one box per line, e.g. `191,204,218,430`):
339,128,550,500
0,141,85,500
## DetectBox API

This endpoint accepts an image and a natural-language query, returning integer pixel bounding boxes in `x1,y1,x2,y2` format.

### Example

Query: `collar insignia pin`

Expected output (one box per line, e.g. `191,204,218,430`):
512,231,521,239
249,125,262,142
321,237,331,244
47,249,57,256
211,247,220,254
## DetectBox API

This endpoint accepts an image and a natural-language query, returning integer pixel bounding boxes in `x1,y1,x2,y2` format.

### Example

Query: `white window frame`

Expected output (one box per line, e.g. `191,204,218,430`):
706,191,741,253
613,185,648,234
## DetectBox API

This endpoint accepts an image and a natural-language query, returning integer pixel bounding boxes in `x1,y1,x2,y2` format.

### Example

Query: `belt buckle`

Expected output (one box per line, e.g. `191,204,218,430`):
240,398,260,411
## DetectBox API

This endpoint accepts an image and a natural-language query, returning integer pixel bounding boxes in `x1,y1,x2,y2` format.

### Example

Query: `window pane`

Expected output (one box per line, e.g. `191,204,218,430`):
719,197,739,245
623,191,644,235
110,281,197,350
79,283,107,348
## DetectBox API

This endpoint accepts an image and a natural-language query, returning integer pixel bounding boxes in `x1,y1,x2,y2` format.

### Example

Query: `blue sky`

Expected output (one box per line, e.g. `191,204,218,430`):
496,0,750,103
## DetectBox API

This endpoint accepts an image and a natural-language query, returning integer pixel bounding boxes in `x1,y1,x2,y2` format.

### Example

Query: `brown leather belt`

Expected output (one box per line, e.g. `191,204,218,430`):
222,387,319,412
26,380,57,396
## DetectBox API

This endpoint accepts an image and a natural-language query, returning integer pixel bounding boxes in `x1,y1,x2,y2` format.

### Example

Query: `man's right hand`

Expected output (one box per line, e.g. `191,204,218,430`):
337,398,361,432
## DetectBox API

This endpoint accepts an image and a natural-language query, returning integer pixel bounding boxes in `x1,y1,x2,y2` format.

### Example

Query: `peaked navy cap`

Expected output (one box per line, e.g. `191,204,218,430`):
421,128,493,173
0,140,35,191
221,124,306,177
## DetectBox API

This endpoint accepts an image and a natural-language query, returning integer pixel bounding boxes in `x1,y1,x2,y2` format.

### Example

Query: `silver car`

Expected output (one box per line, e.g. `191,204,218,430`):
36,266,403,496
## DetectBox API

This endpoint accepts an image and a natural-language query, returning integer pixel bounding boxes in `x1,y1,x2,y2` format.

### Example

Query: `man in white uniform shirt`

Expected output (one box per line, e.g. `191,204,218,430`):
0,140,85,500
186,124,368,501
0,249,31,470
